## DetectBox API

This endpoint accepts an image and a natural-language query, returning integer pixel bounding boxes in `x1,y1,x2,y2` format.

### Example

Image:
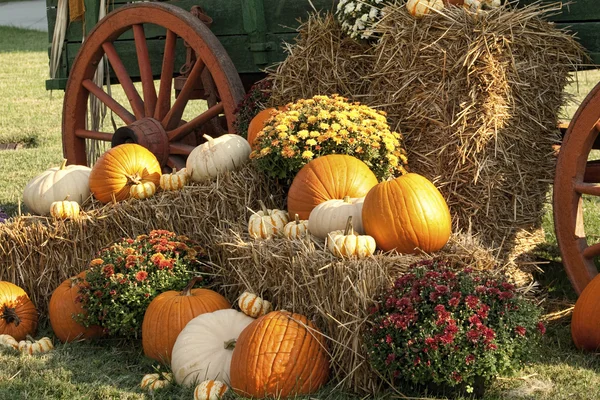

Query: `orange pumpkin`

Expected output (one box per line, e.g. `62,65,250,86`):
142,277,231,364
287,155,378,220
230,311,330,398
572,274,600,351
0,281,38,341
89,144,161,203
49,271,104,343
362,173,451,253
247,107,285,150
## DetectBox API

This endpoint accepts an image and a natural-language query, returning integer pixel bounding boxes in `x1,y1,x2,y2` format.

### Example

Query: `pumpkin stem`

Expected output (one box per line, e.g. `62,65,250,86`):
59,159,67,170
344,216,354,236
258,200,269,215
224,339,236,350
1,307,21,327
25,334,35,343
181,276,203,296
172,168,178,174
202,134,215,146
126,173,142,185
294,214,300,225
343,196,351,203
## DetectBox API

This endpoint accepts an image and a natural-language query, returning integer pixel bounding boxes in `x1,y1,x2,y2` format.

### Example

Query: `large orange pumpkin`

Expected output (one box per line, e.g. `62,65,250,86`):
0,281,38,341
49,271,104,343
247,106,285,149
287,154,379,220
572,274,600,351
89,144,161,203
230,311,330,398
362,173,452,253
142,277,231,364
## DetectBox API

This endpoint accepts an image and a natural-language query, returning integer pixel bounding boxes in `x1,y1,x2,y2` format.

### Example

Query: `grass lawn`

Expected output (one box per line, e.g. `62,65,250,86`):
2,25,600,399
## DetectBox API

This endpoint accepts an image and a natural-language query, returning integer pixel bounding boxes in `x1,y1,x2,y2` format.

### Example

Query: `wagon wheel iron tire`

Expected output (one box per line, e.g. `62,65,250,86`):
554,80,600,295
62,2,245,170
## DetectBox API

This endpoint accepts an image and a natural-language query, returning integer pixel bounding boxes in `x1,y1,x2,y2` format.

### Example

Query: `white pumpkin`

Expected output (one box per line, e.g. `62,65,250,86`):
194,380,228,400
186,134,251,182
248,201,289,239
308,196,365,239
406,0,444,17
171,309,254,387
18,337,54,355
23,159,91,215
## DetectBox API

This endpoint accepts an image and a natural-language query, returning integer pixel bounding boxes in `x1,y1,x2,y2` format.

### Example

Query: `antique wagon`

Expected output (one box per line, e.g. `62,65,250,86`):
45,0,600,294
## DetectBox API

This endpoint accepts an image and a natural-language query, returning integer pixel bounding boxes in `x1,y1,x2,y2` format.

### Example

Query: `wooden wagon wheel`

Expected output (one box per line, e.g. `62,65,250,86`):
62,2,245,170
554,81,600,295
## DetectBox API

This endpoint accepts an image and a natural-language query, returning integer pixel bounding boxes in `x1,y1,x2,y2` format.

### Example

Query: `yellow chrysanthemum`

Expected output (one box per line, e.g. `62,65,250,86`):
307,116,318,124
306,139,317,146
260,147,272,156
278,131,288,139
309,131,320,138
297,130,309,139
302,150,314,159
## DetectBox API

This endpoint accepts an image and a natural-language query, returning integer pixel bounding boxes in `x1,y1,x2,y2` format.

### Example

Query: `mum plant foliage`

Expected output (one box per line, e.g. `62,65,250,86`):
366,258,545,391
233,79,272,140
77,230,209,338
251,94,408,181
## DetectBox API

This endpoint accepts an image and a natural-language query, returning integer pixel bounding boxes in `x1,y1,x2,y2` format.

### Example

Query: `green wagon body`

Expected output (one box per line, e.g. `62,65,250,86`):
44,0,337,91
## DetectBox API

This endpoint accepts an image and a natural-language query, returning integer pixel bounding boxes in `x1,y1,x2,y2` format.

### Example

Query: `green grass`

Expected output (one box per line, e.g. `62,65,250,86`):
3,24,600,400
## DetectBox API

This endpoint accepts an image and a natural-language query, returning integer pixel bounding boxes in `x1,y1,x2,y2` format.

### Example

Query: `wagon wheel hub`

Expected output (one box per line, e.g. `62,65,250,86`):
112,118,170,165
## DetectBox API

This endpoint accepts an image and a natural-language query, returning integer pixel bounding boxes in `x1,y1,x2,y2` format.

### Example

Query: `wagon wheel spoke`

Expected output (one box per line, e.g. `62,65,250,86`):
163,58,206,131
82,79,136,124
133,24,157,117
169,142,196,155
154,29,177,121
583,242,600,259
75,129,113,141
102,42,145,119
167,102,224,142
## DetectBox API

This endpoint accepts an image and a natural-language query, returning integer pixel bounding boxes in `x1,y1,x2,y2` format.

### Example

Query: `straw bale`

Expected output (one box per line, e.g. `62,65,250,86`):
0,164,285,315
215,230,508,394
267,4,584,265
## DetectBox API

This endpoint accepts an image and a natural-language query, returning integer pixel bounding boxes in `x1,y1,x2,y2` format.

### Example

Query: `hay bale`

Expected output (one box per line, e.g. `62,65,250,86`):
267,4,583,264
0,164,285,314
215,231,504,394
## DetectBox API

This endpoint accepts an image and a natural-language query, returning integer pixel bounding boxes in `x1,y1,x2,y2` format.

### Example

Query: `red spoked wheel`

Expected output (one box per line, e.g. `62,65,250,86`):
62,2,245,170
554,80,600,295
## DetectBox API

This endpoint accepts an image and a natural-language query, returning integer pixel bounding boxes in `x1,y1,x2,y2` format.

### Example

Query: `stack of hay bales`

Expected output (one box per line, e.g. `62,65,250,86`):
268,3,584,267
0,165,285,314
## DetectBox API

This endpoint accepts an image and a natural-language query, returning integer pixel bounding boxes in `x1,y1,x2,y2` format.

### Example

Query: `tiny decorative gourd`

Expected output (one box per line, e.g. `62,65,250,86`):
194,380,229,400
160,168,189,191
130,181,156,200
406,0,444,17
140,372,172,391
50,199,81,220
238,292,272,318
327,216,376,259
248,200,289,239
0,334,18,349
18,336,54,355
283,214,309,240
